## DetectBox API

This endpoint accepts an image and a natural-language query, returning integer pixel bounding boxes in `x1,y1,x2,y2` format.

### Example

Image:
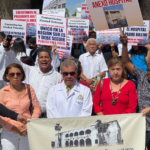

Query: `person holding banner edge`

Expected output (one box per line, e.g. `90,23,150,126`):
121,34,150,150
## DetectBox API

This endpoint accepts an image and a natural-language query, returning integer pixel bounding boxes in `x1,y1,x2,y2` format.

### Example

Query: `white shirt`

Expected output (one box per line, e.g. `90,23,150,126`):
117,44,132,57
0,43,8,87
16,52,26,60
46,81,93,118
5,50,62,113
79,52,108,79
35,52,60,71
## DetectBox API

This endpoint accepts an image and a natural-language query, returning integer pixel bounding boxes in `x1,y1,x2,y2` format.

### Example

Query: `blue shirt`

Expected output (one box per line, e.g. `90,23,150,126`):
128,50,147,72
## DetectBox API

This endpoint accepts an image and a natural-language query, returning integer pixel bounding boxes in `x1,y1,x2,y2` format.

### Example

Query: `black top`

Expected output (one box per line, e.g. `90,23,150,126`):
30,49,38,62
102,46,119,64
0,104,18,120
71,44,85,59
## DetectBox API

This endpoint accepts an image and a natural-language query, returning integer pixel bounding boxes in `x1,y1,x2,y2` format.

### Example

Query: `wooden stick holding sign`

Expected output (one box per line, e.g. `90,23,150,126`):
119,28,124,36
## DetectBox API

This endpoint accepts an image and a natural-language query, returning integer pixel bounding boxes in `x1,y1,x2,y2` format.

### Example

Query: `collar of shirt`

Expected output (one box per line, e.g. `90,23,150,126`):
36,67,54,75
86,52,98,57
64,82,74,92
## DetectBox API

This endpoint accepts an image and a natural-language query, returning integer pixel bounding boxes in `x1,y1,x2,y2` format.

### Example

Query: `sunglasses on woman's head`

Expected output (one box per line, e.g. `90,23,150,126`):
62,72,75,76
8,72,22,77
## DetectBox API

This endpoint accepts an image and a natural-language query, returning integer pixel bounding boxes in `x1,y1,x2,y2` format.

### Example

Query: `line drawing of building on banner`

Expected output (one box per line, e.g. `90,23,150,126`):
43,0,66,10
51,120,124,148
103,4,128,29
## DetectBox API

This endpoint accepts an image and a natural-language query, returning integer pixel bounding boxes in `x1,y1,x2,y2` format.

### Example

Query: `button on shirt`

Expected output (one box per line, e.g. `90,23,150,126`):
46,81,93,118
79,52,108,79
4,50,62,113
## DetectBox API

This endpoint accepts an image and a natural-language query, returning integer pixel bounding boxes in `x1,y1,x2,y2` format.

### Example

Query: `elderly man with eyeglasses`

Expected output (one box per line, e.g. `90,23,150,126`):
46,59,93,118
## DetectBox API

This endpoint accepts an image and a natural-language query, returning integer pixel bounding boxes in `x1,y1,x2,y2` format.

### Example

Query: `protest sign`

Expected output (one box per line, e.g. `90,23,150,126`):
67,18,89,43
36,14,67,47
124,20,149,46
42,0,66,11
27,114,145,150
81,3,94,30
42,9,65,17
13,9,39,37
1,19,26,43
86,0,143,31
97,28,121,45
66,0,85,17
56,35,73,59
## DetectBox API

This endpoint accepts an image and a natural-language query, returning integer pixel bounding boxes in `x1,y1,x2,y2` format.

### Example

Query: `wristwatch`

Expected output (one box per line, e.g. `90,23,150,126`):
111,48,115,51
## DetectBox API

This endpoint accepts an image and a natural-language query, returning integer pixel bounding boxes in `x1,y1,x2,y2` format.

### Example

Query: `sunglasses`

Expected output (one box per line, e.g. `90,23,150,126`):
8,72,22,77
62,72,76,76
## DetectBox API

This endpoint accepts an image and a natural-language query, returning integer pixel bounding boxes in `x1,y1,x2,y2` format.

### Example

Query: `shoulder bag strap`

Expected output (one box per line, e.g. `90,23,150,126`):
100,78,104,107
27,84,33,115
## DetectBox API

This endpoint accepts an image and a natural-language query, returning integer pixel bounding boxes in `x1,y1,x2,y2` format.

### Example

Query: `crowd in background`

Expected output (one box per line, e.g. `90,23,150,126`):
0,31,150,150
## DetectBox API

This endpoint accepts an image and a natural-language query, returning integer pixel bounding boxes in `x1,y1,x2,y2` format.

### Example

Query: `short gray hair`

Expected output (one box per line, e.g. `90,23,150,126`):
60,59,78,72
86,38,97,46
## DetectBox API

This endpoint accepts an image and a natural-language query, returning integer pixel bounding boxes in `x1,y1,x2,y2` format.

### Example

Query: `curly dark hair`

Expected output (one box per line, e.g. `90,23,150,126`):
130,46,147,57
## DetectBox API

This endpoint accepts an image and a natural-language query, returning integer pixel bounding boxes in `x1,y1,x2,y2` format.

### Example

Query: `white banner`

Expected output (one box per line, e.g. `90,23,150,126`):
13,9,39,37
42,9,66,17
27,114,145,150
1,19,26,44
86,0,143,31
67,18,89,43
97,28,121,45
56,35,73,59
124,20,149,46
36,14,67,47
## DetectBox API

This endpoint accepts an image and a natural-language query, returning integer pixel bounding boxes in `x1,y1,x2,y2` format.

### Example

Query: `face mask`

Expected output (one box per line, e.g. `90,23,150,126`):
29,46,34,49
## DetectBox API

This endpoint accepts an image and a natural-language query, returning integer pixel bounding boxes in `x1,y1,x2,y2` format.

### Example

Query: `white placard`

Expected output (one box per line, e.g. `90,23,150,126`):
124,20,149,46
13,9,39,37
56,35,73,59
67,18,89,43
42,9,65,17
1,19,26,44
36,14,67,47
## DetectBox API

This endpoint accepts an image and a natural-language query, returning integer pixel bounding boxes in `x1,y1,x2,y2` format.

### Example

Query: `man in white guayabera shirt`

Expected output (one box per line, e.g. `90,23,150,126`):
3,39,62,118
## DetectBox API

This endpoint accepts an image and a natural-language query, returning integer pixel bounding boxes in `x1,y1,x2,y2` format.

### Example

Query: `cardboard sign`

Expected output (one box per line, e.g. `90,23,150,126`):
97,28,121,45
81,3,94,30
67,18,89,43
42,0,66,11
13,9,39,37
1,19,26,43
36,14,67,47
27,114,145,150
86,0,143,31
124,20,149,46
42,9,66,17
56,35,73,59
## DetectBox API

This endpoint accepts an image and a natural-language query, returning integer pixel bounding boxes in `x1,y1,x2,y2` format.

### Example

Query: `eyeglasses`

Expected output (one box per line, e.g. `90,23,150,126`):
8,72,22,77
62,72,76,76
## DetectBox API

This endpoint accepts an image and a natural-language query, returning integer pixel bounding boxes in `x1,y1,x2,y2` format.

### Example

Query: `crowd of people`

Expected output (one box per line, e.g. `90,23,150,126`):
0,31,149,150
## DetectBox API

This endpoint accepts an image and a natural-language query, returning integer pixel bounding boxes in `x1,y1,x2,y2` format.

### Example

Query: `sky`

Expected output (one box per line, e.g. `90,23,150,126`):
66,0,85,17
103,4,124,11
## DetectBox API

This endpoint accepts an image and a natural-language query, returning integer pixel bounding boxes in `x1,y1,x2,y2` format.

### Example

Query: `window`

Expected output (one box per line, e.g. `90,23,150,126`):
62,3,66,8
74,132,78,136
58,5,61,8
85,129,91,134
95,139,98,144
79,131,84,136
70,133,73,137
65,134,69,138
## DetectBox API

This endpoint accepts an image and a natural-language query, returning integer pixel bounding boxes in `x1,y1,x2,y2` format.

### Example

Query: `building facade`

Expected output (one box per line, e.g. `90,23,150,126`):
43,0,66,10
51,120,123,148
